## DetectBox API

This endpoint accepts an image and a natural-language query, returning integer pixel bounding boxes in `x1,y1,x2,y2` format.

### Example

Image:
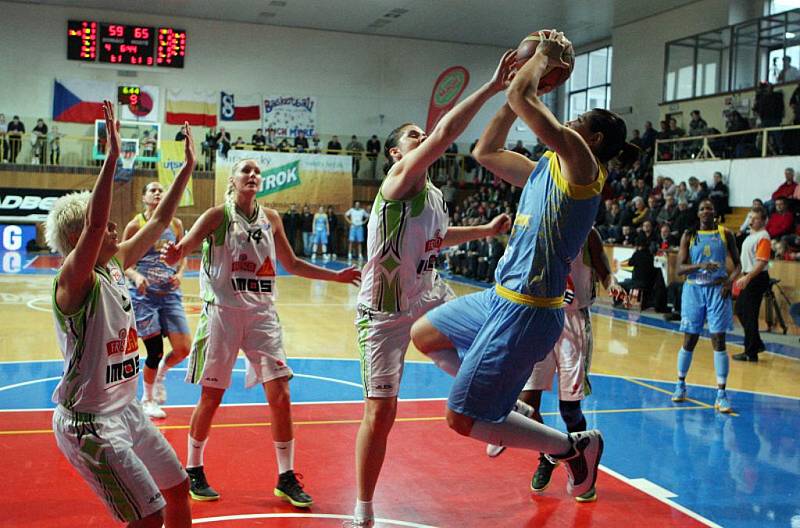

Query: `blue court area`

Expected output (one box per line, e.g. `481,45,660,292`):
1,357,798,528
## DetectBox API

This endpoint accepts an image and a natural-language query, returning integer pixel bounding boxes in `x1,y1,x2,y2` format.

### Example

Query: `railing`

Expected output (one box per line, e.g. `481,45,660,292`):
655,123,800,163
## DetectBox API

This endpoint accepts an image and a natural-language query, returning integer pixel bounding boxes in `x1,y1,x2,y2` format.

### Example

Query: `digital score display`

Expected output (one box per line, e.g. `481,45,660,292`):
67,20,186,68
118,85,141,105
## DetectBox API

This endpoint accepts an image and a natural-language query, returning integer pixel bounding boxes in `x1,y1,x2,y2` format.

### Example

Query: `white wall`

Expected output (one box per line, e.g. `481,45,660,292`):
0,1,536,149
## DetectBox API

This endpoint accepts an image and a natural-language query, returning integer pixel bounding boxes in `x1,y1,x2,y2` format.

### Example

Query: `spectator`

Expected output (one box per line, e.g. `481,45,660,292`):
599,200,622,242
632,178,651,202
641,219,659,254
301,205,314,256
202,128,218,169
675,181,689,203
294,130,309,153
48,125,64,165
778,56,800,83
476,235,503,281
511,140,531,158
0,113,7,161
251,128,266,150
265,128,277,150
629,129,643,150
657,223,678,252
621,225,636,246
140,129,157,168
766,197,795,239
174,125,187,141
366,134,381,178
32,118,48,164
283,204,301,254
767,167,796,212
645,196,661,225
662,177,677,201
346,135,364,178
444,142,459,180
277,138,291,151
7,115,24,163
668,117,685,138
232,136,246,149
326,205,339,257
614,175,634,201
441,178,457,212
725,109,753,158
687,176,707,205
641,120,657,163
688,110,708,136
753,81,784,128
733,207,771,362
215,127,231,158
531,138,547,160
657,195,679,226
672,198,697,236
706,171,730,221
327,135,342,154
620,233,667,312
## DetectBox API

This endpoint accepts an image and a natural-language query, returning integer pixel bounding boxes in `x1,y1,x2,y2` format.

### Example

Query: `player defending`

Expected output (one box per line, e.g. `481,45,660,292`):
45,102,193,527
123,182,192,419
671,199,740,412
411,31,639,502
162,159,360,507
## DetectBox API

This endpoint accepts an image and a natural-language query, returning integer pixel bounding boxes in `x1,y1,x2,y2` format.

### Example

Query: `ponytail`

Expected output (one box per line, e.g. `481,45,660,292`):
616,142,641,165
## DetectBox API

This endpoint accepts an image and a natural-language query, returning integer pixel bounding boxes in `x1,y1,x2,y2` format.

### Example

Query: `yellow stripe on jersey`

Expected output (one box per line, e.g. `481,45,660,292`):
495,283,564,308
544,151,608,200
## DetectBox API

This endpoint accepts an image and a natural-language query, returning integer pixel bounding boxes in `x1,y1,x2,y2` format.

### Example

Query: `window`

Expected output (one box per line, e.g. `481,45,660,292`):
567,46,612,121
769,0,800,15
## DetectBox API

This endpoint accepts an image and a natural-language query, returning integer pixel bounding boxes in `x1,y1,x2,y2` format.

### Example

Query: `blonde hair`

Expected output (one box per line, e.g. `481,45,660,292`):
226,158,260,202
44,191,91,256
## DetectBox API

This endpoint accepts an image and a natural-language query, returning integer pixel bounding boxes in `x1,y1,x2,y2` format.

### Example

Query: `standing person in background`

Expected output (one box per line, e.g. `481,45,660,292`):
123,181,193,420
345,201,369,261
671,200,740,413
49,125,64,165
294,131,309,153
301,205,314,257
32,118,48,164
311,206,330,260
283,204,301,254
327,135,343,154
0,114,7,161
733,207,771,362
327,205,340,259
347,135,365,178
366,135,381,179
7,115,24,163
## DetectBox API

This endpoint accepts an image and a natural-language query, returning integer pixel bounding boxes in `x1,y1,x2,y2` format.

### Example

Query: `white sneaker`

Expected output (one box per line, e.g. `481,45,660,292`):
486,443,506,457
342,519,374,528
548,430,604,497
154,379,167,404
142,399,167,419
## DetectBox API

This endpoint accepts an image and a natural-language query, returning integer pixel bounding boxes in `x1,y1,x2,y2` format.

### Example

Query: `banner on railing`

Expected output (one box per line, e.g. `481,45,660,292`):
262,96,316,138
214,149,351,212
158,141,194,207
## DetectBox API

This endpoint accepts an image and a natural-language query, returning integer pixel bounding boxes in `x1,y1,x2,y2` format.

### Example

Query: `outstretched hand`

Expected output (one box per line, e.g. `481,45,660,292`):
102,100,121,158
336,265,362,286
535,29,571,70
488,213,512,235
182,122,195,165
489,49,518,93
160,241,184,267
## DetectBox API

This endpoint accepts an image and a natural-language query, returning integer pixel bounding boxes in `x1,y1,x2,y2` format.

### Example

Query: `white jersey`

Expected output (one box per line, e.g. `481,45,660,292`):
200,202,277,308
346,207,369,227
51,258,140,414
565,243,596,311
358,181,449,313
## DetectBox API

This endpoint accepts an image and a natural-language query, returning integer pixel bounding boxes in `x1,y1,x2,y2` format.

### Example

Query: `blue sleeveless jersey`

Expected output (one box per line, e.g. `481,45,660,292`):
314,213,327,233
494,151,606,304
131,213,180,294
687,226,728,284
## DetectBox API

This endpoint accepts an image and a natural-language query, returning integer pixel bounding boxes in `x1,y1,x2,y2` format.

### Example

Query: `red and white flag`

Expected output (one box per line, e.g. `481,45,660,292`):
166,89,217,127
220,92,261,121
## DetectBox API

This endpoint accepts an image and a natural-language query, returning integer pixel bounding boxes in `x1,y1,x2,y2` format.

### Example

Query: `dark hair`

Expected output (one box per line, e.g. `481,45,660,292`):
383,122,416,167
751,206,767,220
635,233,649,248
586,109,639,164
141,182,160,195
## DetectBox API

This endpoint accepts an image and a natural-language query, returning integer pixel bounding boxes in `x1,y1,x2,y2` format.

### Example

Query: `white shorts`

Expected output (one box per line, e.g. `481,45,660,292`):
525,307,593,401
52,400,186,523
187,302,292,389
356,279,454,398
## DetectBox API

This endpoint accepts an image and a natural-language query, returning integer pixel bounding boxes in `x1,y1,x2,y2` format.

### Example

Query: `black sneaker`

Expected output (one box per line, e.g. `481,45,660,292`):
274,470,313,508
530,453,558,492
732,352,758,362
546,430,604,498
187,466,220,501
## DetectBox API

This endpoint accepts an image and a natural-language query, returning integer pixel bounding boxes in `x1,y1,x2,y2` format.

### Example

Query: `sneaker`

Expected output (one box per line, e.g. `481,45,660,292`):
576,487,597,503
486,443,506,457
715,391,733,413
547,430,604,497
274,470,313,508
342,519,374,528
732,353,758,362
141,399,166,419
530,453,558,492
671,382,687,402
187,466,220,501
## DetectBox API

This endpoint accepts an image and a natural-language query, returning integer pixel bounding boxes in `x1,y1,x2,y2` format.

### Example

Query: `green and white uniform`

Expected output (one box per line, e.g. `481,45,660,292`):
51,259,185,523
356,181,452,397
187,202,291,389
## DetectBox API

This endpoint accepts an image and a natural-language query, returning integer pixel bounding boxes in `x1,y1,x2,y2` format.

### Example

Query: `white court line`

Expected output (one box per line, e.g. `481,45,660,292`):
192,513,436,527
0,376,61,393
600,465,722,528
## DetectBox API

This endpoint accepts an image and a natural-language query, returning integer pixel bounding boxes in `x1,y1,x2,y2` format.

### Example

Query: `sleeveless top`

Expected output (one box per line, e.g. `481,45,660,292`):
52,258,140,414
200,202,277,308
130,212,181,295
358,180,449,313
314,213,328,233
687,225,728,285
495,151,607,307
565,242,596,311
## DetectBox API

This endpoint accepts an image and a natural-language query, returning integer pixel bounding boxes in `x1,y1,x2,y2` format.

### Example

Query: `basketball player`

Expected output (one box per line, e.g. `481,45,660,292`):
346,51,516,528
311,205,329,259
45,101,192,527
486,227,623,502
345,201,368,260
671,199,740,412
411,31,639,502
162,158,360,507
123,182,191,419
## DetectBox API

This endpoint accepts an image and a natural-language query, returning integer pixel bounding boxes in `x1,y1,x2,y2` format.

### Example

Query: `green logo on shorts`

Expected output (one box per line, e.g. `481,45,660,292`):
257,160,301,197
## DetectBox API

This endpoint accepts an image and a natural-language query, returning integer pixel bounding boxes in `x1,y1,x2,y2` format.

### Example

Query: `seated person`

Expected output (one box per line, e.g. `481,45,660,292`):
620,233,668,312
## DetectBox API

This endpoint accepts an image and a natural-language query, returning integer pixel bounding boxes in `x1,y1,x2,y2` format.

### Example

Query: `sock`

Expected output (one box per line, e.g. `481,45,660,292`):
143,382,154,401
468,411,571,455
354,499,374,521
274,439,294,475
157,354,170,382
559,400,587,433
427,349,461,377
713,350,729,386
677,347,693,379
187,436,207,469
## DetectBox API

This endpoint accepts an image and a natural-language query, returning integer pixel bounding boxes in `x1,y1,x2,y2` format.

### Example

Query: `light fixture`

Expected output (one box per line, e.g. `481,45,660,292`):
786,32,797,38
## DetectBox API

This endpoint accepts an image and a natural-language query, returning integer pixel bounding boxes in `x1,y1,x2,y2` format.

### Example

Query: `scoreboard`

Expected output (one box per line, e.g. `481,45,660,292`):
67,20,186,68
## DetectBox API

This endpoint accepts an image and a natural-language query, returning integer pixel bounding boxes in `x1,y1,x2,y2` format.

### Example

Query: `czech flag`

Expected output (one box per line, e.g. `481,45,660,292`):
166,89,217,127
220,92,261,121
53,79,114,123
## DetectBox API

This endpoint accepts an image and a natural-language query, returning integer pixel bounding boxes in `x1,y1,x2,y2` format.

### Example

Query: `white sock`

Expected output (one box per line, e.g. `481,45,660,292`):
513,399,535,418
469,411,571,455
143,382,154,401
156,358,168,382
354,499,374,521
274,439,294,475
187,436,207,469
427,349,461,377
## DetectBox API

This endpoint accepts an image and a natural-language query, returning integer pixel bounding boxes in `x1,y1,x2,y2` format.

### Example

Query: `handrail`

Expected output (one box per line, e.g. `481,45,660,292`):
654,123,800,162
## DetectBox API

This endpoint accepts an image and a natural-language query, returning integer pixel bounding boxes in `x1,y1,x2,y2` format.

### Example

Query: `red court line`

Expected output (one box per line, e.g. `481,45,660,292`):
2,401,707,527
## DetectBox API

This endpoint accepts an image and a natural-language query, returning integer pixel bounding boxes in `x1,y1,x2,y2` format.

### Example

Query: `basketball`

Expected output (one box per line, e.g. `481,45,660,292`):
516,30,575,93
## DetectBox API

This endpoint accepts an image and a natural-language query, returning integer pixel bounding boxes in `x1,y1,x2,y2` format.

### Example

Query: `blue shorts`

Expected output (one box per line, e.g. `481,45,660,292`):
426,288,564,422
130,289,191,339
312,230,328,245
680,283,733,335
349,225,364,243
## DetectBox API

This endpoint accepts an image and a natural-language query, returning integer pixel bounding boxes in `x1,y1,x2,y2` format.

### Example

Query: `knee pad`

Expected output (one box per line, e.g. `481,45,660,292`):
559,400,586,433
143,336,164,370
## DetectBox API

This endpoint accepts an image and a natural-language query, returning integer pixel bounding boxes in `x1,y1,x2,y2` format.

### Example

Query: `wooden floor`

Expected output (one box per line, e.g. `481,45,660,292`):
2,272,799,399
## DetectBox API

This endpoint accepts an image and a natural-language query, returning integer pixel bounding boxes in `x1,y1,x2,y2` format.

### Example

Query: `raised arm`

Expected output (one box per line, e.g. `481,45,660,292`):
55,101,120,314
472,104,537,188
266,208,360,285
506,31,598,186
118,123,195,269
442,214,511,248
162,206,224,267
382,50,517,199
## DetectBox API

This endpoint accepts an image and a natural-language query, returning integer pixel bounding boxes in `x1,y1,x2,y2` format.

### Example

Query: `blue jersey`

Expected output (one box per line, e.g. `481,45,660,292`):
494,151,606,305
687,226,728,285
131,213,180,294
314,213,327,233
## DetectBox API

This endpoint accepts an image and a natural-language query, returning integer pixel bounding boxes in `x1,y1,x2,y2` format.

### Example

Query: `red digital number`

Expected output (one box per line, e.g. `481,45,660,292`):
109,24,124,37
130,94,139,105
134,27,149,39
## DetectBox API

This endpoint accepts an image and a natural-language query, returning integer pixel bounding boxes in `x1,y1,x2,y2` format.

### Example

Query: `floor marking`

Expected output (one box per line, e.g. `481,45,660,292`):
192,512,437,527
0,376,61,393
